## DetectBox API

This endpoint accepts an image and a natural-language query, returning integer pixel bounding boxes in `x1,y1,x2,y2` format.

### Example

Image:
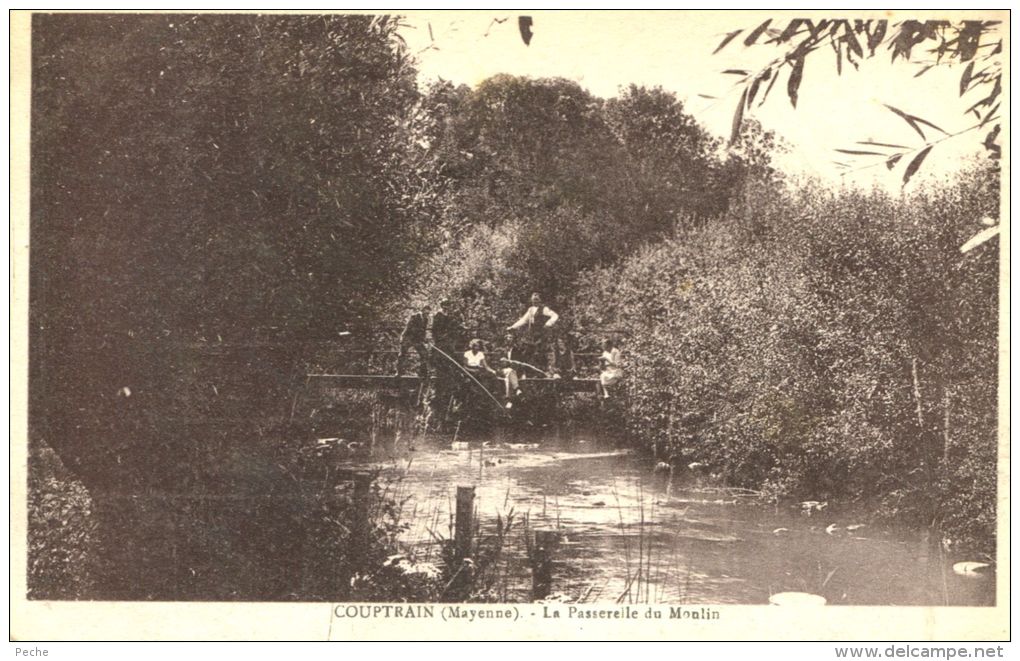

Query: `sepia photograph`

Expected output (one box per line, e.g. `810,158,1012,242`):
11,8,1009,641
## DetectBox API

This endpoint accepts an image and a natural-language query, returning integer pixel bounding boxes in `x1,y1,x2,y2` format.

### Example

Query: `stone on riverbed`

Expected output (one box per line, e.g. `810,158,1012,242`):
769,592,827,606
952,562,991,578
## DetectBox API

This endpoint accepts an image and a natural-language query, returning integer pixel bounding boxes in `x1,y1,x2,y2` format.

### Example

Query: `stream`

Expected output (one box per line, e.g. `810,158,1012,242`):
339,431,994,606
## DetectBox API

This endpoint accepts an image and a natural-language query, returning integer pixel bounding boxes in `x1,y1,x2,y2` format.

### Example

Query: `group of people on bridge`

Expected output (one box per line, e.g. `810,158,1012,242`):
395,293,623,406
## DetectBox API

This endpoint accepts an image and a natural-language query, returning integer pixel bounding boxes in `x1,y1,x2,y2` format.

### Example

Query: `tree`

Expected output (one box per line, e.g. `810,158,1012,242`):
31,13,426,486
604,85,728,223
407,77,739,318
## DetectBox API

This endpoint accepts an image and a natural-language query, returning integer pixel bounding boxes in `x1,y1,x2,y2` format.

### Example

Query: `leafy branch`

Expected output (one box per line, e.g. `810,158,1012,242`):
833,115,997,184
713,17,1003,185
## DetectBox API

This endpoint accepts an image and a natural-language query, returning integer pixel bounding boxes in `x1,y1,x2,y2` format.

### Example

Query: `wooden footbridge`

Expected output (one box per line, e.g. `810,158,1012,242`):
305,372,600,392
290,321,621,399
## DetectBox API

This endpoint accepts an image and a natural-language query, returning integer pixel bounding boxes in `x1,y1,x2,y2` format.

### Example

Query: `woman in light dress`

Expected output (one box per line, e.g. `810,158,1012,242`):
463,338,498,376
598,338,623,399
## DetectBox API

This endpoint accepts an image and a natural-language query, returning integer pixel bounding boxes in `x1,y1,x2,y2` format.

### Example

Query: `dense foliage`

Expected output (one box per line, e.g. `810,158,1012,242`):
30,13,435,599
403,78,762,327
30,13,447,499
571,163,999,551
28,442,99,599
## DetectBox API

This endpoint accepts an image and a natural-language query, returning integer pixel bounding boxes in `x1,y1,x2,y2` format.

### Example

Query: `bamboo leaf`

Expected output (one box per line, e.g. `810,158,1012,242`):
744,20,772,46
858,140,912,149
806,19,832,40
914,64,935,77
844,29,864,58
787,56,805,108
518,16,533,46
722,69,751,76
747,70,769,107
960,225,999,253
959,61,975,95
902,145,933,185
776,19,804,43
866,20,888,54
730,87,748,145
883,104,926,140
965,95,990,114
713,29,743,54
758,67,779,106
912,115,949,135
835,148,887,156
886,154,904,170
982,124,1000,155
889,21,923,62
979,102,1000,128
966,78,1001,114
957,21,982,61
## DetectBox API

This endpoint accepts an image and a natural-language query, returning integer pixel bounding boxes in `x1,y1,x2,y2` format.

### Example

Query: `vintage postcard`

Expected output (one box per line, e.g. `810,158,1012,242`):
9,8,1010,642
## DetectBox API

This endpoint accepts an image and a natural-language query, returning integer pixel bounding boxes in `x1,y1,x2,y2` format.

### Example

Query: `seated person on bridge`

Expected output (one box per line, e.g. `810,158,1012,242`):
549,332,575,380
597,338,623,399
395,303,429,378
506,292,559,372
463,339,498,378
495,332,524,404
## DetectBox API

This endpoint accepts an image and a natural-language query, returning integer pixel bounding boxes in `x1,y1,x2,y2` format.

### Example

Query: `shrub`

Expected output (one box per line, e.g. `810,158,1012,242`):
572,163,999,553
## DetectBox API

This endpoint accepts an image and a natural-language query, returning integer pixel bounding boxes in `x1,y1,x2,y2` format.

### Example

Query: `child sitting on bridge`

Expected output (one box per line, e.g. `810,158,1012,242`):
494,332,524,405
598,338,623,399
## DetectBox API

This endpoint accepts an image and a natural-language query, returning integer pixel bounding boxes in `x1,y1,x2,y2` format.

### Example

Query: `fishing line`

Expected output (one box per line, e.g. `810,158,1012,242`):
427,343,509,417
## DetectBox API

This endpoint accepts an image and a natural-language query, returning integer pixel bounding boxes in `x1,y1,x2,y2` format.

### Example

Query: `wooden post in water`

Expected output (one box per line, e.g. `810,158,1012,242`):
531,529,561,600
335,468,373,587
370,406,378,450
352,471,372,549
454,486,475,562
666,396,675,458
943,389,952,464
445,485,476,600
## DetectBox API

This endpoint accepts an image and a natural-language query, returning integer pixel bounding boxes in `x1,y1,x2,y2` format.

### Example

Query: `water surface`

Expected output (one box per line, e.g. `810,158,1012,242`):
342,433,994,606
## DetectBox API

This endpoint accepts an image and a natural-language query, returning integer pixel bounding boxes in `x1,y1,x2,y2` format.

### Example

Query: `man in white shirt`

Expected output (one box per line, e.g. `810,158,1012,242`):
508,292,559,332
507,293,559,373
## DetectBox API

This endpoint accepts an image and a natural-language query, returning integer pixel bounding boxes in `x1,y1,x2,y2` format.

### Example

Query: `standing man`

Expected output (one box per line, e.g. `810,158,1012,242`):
507,292,559,372
395,303,429,378
430,298,463,369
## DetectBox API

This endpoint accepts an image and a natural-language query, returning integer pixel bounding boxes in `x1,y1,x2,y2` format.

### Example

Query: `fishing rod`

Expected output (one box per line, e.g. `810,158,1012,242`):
503,358,551,378
427,343,510,418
